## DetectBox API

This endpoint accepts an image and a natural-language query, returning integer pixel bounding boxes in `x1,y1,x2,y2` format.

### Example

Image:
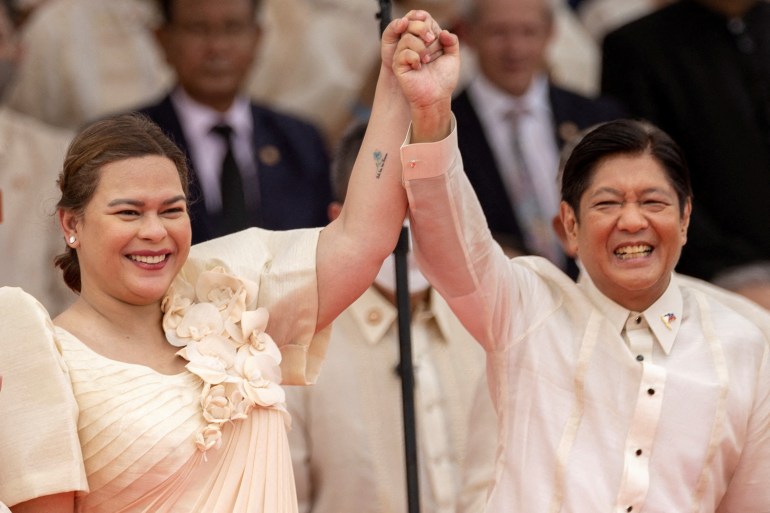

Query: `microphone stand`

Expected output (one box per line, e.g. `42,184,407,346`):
394,226,420,513
376,0,392,36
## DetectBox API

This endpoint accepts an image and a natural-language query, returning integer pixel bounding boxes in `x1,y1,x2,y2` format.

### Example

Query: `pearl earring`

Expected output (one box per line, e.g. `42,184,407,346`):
68,235,76,244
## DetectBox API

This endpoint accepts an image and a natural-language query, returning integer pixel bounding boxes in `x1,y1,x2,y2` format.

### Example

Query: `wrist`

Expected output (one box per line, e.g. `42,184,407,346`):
410,101,452,143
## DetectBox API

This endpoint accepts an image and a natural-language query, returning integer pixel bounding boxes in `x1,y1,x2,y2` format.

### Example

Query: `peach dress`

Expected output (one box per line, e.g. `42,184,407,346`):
0,228,330,512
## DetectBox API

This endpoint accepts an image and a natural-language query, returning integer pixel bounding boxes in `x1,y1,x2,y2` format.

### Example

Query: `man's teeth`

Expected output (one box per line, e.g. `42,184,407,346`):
129,254,167,264
615,245,652,259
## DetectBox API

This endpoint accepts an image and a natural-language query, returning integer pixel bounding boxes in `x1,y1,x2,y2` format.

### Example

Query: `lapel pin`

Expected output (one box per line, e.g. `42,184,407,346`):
258,145,281,167
661,312,677,330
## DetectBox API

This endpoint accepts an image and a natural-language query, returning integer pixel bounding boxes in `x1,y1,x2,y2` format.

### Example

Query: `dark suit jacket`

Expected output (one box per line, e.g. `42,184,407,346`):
602,0,770,280
137,94,332,244
452,84,626,276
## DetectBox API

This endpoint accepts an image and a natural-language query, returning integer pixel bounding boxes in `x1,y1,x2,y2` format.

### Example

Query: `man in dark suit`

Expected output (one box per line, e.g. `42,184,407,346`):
601,0,770,281
136,0,331,244
454,0,625,277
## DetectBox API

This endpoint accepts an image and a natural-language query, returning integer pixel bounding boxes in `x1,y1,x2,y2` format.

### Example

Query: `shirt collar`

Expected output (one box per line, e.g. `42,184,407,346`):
346,288,444,347
468,72,551,122
170,87,253,141
578,272,682,355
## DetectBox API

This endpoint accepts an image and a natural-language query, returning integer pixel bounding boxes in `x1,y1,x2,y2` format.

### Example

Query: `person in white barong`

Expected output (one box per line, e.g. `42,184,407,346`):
394,17,770,513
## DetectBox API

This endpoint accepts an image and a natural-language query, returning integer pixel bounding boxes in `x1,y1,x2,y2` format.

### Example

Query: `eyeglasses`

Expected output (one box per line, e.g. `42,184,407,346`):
171,20,256,43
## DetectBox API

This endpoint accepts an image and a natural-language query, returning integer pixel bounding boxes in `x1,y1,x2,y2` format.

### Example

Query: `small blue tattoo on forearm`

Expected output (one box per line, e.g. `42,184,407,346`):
374,150,387,179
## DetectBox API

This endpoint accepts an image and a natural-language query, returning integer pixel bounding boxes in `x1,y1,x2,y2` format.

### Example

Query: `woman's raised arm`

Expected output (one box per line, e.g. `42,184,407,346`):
315,11,456,330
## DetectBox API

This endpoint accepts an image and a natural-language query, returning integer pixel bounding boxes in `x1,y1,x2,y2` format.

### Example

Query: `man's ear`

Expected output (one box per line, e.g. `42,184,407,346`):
559,201,579,257
680,197,692,246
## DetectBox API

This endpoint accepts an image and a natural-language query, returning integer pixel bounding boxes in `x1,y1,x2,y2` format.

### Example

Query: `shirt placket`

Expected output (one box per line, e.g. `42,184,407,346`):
412,310,455,513
616,315,667,513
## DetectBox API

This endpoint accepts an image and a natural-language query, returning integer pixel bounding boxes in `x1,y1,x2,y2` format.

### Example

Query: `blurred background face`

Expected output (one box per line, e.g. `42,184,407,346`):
466,0,553,97
158,0,260,112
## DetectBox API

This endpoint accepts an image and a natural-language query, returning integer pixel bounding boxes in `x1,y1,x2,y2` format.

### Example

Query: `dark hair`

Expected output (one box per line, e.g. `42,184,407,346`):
157,0,263,24
54,113,190,293
331,120,368,203
560,119,693,219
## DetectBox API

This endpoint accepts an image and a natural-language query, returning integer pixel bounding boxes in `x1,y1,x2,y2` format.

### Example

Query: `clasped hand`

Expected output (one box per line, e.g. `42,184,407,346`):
383,10,460,139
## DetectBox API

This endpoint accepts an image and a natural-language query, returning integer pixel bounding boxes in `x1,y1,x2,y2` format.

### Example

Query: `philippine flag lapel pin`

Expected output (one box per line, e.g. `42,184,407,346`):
661,312,677,330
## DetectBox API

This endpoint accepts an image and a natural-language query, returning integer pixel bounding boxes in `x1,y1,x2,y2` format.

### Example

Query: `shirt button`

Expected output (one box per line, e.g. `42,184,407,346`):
635,316,642,324
635,449,643,456
367,308,382,325
627,507,633,512
647,388,655,395
636,354,644,362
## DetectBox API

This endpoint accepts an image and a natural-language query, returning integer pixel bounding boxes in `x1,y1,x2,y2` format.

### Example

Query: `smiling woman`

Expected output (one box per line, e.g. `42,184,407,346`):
54,115,191,296
0,8,453,511
59,154,192,308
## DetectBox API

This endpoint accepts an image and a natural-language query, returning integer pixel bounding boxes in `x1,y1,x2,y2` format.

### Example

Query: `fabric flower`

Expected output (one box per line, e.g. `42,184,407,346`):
181,335,237,385
161,278,195,337
229,388,251,421
235,346,284,407
161,263,288,454
201,384,232,424
166,303,224,347
195,424,223,453
196,267,258,320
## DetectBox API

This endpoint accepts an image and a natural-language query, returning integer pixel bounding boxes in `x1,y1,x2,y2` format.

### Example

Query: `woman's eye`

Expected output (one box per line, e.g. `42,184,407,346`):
163,207,186,216
117,210,140,216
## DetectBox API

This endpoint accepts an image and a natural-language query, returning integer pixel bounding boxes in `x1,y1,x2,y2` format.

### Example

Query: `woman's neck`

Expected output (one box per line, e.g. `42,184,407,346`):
55,294,186,375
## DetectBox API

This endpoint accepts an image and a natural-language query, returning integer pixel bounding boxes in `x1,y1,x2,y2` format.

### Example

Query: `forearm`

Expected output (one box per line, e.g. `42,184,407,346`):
316,12,459,330
410,97,452,144
315,66,411,329
403,125,514,350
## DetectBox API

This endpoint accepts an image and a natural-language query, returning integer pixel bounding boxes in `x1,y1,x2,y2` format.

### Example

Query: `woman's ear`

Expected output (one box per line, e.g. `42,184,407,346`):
59,209,79,244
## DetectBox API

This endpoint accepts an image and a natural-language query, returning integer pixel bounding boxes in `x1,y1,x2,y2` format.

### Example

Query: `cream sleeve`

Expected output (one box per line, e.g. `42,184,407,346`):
187,227,331,386
0,287,88,507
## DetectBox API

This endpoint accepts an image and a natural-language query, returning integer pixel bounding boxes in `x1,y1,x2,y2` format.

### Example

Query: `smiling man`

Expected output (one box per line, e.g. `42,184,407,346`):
402,63,770,511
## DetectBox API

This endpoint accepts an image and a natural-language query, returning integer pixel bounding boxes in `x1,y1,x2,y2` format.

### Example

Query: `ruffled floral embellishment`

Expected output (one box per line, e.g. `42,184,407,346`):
162,265,288,454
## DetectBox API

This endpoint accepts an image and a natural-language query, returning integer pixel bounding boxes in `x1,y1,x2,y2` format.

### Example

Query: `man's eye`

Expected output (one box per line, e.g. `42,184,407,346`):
642,200,668,209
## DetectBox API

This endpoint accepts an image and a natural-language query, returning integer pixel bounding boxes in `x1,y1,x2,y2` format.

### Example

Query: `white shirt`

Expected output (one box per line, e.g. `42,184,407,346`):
284,287,486,513
170,88,258,213
401,125,770,513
